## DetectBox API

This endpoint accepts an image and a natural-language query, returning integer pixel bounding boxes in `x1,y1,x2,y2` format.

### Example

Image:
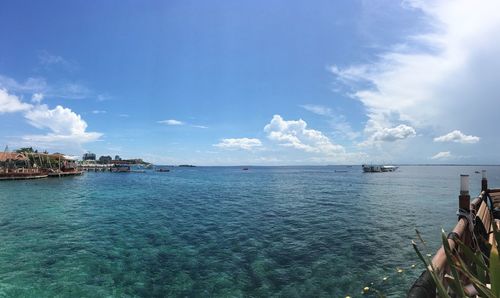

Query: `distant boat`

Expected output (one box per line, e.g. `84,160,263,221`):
111,164,130,173
381,165,398,172
475,171,480,174
335,170,348,173
156,168,170,172
362,164,398,173
242,168,249,171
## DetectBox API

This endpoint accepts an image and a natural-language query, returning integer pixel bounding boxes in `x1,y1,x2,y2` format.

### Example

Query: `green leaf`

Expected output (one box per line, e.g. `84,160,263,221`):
441,230,465,297
412,240,450,298
415,228,427,247
490,238,500,296
455,256,495,298
456,238,488,282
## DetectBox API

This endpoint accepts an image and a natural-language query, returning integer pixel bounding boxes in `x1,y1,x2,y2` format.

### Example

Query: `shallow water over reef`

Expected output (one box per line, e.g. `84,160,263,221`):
0,165,498,297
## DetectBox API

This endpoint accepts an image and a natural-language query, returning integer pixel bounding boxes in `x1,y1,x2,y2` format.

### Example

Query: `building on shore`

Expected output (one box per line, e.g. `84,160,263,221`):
0,152,29,168
83,152,96,161
98,155,112,164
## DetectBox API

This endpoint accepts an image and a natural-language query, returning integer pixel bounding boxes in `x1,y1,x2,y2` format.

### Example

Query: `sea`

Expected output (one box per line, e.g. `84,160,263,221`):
0,165,498,297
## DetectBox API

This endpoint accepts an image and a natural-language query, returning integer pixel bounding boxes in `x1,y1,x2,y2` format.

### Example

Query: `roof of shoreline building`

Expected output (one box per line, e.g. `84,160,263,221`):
0,152,28,161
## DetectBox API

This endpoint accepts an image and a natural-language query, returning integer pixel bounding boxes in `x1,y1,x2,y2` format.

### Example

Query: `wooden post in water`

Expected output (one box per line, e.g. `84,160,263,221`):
482,170,488,192
459,174,470,214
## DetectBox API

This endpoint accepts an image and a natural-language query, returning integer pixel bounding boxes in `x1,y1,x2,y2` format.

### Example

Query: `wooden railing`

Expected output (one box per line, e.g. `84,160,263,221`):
408,172,492,297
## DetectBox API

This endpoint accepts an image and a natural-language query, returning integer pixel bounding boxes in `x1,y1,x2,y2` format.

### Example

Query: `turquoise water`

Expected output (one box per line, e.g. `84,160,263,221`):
0,166,499,297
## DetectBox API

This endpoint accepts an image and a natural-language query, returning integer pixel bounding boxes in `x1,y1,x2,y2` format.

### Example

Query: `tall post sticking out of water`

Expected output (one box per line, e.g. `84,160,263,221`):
482,170,488,192
459,174,470,214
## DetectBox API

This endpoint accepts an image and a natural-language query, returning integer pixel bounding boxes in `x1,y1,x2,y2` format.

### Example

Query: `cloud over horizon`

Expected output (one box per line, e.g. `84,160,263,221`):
0,88,102,147
214,138,262,150
264,114,345,155
0,88,32,113
24,104,102,144
158,119,184,126
433,130,479,144
331,0,500,153
431,151,452,160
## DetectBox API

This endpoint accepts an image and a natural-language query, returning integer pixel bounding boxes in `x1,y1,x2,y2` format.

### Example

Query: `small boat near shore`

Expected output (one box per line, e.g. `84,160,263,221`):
156,168,170,172
0,172,48,180
111,165,131,173
47,169,83,177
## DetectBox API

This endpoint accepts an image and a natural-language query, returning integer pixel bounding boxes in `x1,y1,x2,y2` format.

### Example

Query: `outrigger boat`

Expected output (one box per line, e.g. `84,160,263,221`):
362,164,398,173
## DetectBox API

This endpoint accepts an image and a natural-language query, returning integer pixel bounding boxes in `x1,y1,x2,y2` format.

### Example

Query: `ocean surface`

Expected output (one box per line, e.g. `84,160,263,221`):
1,165,499,297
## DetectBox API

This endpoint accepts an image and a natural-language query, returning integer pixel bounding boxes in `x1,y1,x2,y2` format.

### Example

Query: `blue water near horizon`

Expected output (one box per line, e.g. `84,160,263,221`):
1,165,499,297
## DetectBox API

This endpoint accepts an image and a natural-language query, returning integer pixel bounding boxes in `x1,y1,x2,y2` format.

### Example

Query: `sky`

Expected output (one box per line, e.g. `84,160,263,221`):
0,0,499,165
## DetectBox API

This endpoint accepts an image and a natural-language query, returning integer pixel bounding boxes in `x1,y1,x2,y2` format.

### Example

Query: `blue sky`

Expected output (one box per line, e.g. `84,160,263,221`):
1,1,499,165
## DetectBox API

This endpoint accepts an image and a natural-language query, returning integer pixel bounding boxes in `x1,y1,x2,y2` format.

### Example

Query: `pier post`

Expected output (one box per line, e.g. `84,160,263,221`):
459,174,470,214
481,170,488,192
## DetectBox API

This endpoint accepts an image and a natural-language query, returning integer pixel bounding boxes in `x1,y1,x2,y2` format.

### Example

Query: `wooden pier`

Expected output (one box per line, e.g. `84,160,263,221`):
408,171,499,297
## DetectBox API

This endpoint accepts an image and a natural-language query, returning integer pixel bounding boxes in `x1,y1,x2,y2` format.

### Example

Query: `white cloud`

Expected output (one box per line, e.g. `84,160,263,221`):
157,119,184,126
31,93,44,103
301,104,360,141
0,74,93,100
213,138,262,150
433,130,479,144
300,104,332,116
191,125,208,129
39,51,68,66
0,88,32,113
331,0,500,148
431,151,452,160
372,124,416,142
0,75,47,94
97,94,112,101
23,104,102,144
92,110,107,114
264,114,345,155
38,51,77,72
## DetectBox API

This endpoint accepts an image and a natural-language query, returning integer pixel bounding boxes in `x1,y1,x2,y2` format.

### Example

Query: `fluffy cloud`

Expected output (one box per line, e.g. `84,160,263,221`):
372,124,416,142
213,138,262,150
23,104,102,144
158,119,184,125
431,151,452,160
0,88,32,113
264,114,344,154
92,110,107,114
433,130,479,144
331,0,500,146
